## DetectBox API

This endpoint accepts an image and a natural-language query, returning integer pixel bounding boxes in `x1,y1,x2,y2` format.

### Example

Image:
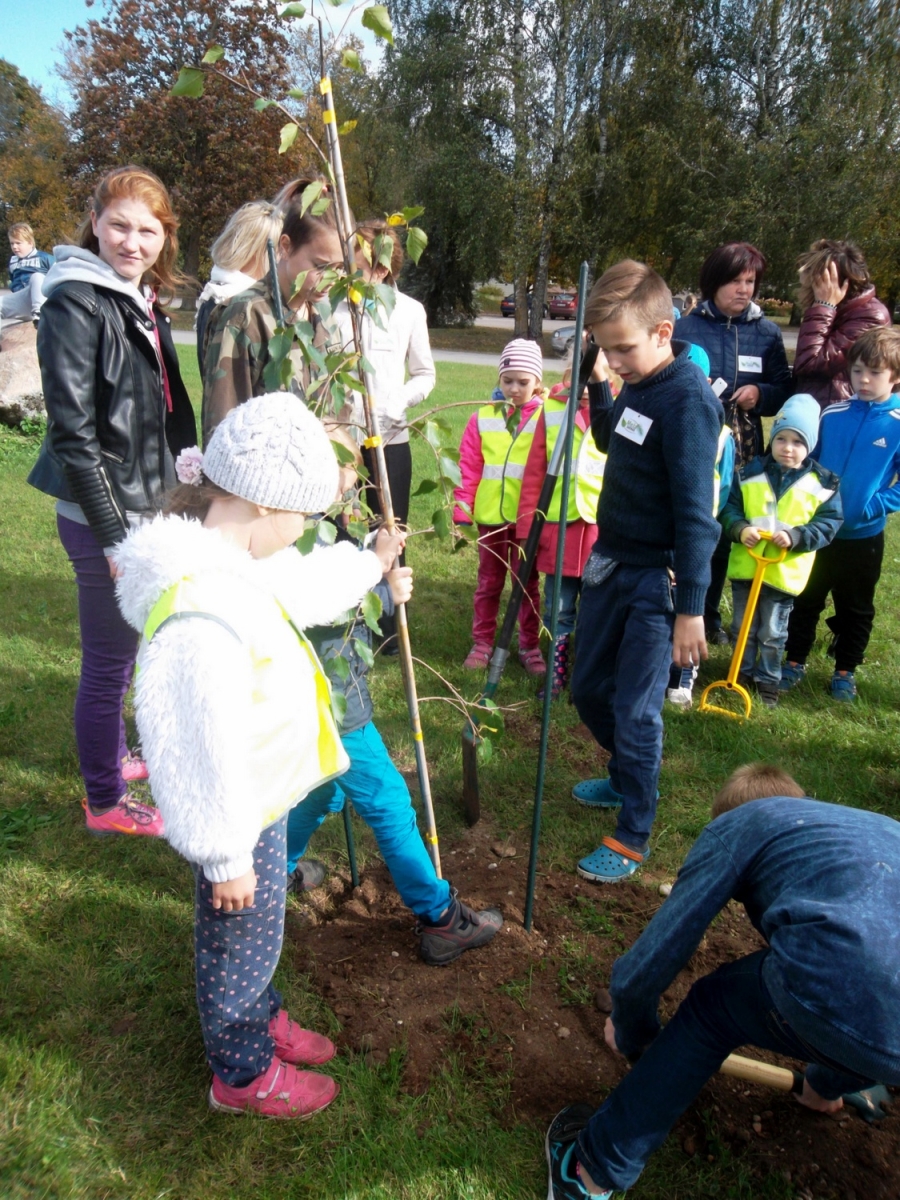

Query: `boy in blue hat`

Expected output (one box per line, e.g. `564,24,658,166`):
719,394,842,707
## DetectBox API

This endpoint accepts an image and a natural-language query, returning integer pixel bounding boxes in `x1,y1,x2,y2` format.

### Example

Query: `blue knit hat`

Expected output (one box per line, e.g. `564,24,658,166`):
770,394,820,452
684,342,711,377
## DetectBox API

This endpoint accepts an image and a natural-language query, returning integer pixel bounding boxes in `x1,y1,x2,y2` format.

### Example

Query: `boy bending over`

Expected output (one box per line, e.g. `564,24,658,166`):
546,763,900,1198
570,261,723,882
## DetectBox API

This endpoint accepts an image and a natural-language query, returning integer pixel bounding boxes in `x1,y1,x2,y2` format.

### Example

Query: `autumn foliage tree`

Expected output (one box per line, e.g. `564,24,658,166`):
63,0,317,280
0,60,71,259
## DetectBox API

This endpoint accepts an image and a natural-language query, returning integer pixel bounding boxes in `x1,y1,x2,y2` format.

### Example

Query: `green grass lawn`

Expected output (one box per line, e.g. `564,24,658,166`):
2,356,899,1198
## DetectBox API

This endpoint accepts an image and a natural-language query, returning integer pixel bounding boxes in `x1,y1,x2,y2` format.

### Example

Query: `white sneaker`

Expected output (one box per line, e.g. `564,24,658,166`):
666,663,698,708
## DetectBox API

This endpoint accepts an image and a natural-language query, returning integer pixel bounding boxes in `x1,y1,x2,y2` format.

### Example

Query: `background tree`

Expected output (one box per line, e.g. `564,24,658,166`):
0,60,71,261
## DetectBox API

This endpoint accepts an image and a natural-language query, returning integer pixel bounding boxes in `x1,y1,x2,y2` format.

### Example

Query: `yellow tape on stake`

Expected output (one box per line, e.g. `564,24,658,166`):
363,435,382,449
323,110,334,123
320,77,332,94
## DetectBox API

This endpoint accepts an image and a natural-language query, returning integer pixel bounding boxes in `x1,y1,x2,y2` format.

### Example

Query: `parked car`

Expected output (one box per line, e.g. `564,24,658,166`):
499,291,549,318
551,325,577,357
548,291,578,320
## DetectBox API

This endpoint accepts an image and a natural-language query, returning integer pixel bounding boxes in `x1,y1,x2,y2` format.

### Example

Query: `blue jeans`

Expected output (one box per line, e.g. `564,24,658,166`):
731,581,794,686
286,722,451,924
570,565,674,851
543,574,581,638
577,949,877,1192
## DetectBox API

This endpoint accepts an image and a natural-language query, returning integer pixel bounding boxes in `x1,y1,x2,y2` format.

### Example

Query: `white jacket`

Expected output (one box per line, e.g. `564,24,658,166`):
114,516,383,882
335,290,436,445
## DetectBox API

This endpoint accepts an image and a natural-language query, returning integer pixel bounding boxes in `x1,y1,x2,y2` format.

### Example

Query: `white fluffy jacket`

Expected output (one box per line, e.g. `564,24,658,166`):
114,516,383,881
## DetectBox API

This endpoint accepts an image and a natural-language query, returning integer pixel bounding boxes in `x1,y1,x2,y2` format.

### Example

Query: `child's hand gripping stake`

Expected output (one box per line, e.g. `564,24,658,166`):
698,531,787,719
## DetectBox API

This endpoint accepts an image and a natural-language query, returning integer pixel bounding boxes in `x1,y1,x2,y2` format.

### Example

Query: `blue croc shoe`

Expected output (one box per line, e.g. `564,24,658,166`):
830,670,857,703
779,661,807,692
577,837,649,884
572,778,624,809
546,1104,612,1200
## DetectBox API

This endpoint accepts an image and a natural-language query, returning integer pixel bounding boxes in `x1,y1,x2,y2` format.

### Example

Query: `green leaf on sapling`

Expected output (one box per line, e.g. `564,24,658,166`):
406,225,428,264
296,526,318,555
330,654,351,681
288,87,305,99
353,638,375,668
331,690,348,728
280,3,307,17
361,591,383,635
423,421,443,451
401,206,425,222
316,520,338,545
171,67,205,98
279,123,300,153
412,478,439,496
254,98,277,111
439,455,462,487
341,49,362,72
361,4,394,44
432,508,452,539
202,45,226,63
338,119,358,134
299,179,325,215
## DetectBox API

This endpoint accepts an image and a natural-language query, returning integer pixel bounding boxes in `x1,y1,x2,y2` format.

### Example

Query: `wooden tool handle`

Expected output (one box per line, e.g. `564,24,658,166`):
720,1053,799,1091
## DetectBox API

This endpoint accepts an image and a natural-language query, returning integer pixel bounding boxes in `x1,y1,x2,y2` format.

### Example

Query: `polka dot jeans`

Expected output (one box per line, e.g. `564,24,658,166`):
192,815,287,1087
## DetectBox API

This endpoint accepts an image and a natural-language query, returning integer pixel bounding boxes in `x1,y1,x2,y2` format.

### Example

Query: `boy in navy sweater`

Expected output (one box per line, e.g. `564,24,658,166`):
782,326,900,701
546,763,900,1199
569,260,722,882
1,222,52,328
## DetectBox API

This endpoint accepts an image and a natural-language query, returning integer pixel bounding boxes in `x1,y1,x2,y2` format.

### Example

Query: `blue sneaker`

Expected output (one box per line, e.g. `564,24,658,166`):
830,670,857,703
778,661,806,692
545,1104,612,1199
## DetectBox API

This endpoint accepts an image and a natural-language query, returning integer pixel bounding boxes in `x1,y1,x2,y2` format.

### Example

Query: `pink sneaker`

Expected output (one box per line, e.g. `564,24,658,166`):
209,1056,338,1119
270,1009,335,1065
82,796,165,838
121,752,149,783
463,642,492,670
518,646,547,677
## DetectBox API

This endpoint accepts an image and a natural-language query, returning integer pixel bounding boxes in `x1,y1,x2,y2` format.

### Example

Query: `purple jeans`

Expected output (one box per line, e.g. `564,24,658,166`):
58,515,138,811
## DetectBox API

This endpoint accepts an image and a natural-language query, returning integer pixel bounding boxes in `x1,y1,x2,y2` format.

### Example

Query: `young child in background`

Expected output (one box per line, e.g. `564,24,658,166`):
547,763,900,1199
1,223,52,328
454,339,546,675
782,327,900,702
569,261,723,883
516,351,615,699
721,394,842,708
114,394,401,1119
666,342,735,707
286,431,503,966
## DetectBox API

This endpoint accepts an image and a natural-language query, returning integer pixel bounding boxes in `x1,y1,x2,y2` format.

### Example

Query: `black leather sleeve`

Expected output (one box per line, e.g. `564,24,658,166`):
37,284,129,547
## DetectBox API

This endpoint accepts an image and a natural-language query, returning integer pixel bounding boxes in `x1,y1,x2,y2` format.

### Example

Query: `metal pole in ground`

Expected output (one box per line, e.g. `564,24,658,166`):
523,262,590,932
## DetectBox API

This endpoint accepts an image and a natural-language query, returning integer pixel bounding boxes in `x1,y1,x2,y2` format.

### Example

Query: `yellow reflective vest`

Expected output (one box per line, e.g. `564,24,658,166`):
473,401,542,524
541,396,606,523
727,467,837,595
142,575,348,828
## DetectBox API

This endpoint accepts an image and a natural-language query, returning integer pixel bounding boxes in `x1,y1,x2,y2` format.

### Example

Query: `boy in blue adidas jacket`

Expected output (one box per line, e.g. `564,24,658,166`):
782,327,900,701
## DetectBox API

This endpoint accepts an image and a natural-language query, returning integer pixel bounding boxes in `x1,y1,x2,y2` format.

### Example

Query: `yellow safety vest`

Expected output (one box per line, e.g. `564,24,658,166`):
712,425,732,517
473,401,541,524
727,467,836,595
141,575,347,826
542,396,606,523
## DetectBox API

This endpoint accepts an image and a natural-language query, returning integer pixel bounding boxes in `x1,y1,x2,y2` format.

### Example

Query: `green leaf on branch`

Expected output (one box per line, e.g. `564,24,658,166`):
170,67,205,98
406,225,428,265
353,638,375,669
361,591,383,635
311,197,331,216
296,526,318,556
412,478,439,496
402,206,425,222
341,49,362,73
202,45,225,64
432,507,452,540
299,179,325,215
476,736,493,763
330,653,351,681
338,119,358,135
279,123,300,154
423,420,444,451
361,4,393,44
280,3,306,16
317,520,337,545
254,98,276,111
288,87,305,99
331,690,347,729
439,455,462,487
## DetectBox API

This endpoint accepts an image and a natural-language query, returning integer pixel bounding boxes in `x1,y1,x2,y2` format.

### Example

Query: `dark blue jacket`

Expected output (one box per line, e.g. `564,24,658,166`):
9,249,53,292
678,300,791,461
610,797,900,1087
588,342,723,616
814,395,900,540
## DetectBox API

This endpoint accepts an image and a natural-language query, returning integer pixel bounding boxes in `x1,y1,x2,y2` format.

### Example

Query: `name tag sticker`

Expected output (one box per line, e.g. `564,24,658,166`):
615,407,653,445
738,355,762,373
711,377,728,397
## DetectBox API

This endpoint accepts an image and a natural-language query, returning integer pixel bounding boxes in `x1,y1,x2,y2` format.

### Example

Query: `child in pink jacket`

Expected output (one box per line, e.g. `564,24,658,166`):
454,339,545,674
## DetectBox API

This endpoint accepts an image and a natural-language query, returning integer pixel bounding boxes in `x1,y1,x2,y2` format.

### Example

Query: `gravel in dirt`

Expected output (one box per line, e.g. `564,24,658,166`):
284,820,899,1198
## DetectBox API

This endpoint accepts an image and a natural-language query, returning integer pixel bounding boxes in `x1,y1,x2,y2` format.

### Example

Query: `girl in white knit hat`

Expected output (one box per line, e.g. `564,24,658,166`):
453,338,547,674
113,393,404,1119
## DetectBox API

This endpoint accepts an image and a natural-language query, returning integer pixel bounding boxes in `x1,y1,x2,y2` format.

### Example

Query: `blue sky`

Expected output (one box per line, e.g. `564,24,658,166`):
1,0,92,102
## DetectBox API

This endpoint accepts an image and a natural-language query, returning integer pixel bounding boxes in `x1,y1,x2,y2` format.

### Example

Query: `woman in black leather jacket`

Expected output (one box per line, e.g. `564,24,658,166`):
29,165,196,837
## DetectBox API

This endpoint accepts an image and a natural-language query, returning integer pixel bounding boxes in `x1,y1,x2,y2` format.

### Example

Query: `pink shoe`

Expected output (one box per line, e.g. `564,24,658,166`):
82,796,165,838
121,752,149,783
270,1009,335,1065
209,1056,338,1119
463,642,492,670
518,646,546,677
